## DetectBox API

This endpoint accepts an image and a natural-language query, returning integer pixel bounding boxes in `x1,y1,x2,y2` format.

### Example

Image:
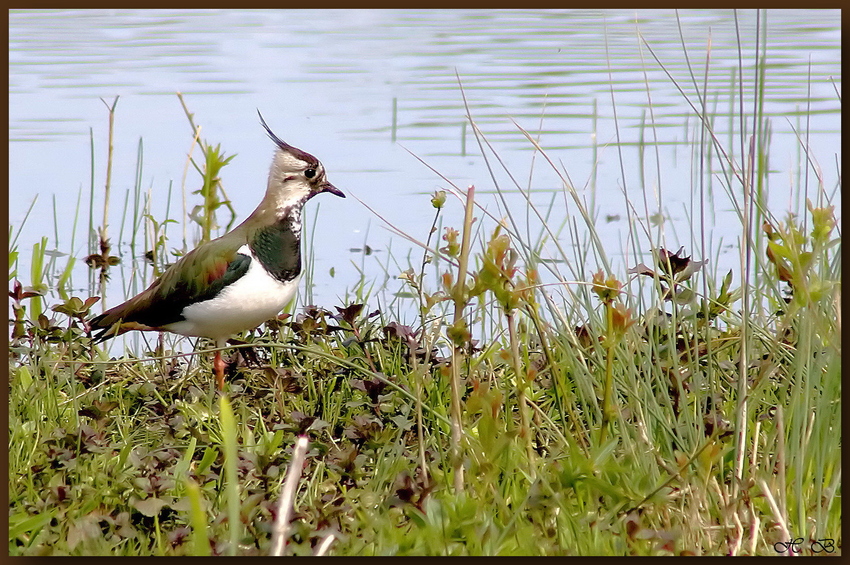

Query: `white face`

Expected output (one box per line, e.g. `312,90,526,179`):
267,148,326,206
270,148,319,176
259,115,343,205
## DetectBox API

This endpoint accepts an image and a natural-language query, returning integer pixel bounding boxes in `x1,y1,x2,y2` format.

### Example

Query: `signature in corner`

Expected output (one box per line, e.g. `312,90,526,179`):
773,537,835,554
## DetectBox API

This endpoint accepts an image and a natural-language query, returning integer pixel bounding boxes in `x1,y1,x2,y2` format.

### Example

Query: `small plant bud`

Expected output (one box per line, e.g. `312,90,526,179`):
447,318,471,347
442,227,460,257
592,270,621,304
431,190,447,209
610,301,635,337
808,201,835,243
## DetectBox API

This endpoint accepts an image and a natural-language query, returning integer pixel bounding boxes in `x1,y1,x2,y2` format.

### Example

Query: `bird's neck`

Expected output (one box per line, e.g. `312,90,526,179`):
247,201,305,283
242,190,308,231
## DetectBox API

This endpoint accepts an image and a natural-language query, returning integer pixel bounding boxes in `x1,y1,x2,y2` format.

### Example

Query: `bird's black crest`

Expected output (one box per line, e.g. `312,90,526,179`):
257,110,288,149
257,110,318,165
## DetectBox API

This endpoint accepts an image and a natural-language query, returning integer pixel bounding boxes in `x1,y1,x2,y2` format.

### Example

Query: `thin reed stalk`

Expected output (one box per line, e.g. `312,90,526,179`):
447,184,477,494
270,436,310,556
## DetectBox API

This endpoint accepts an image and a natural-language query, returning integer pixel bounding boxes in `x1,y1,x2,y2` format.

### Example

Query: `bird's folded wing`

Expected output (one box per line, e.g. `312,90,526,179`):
90,240,252,340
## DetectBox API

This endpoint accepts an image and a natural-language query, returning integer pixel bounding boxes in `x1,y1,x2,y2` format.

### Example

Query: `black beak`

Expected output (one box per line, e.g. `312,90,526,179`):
322,182,345,198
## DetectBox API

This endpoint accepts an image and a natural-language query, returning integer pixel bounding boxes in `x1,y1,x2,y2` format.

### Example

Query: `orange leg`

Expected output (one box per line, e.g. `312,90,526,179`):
214,349,225,390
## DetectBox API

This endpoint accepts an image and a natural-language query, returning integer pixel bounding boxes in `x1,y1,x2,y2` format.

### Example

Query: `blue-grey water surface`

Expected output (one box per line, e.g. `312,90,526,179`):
9,9,841,335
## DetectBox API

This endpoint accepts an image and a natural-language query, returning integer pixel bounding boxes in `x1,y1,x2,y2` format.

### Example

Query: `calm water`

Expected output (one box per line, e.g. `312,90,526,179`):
9,9,841,326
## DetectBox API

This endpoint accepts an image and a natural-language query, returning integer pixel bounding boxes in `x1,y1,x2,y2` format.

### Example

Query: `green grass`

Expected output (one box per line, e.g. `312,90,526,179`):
8,15,841,556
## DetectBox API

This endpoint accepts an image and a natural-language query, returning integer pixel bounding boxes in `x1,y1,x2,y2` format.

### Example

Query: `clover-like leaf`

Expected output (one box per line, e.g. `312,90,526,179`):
132,496,168,517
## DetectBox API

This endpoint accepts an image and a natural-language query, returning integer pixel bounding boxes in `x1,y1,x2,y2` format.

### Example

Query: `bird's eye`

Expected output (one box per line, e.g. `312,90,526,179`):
304,168,316,179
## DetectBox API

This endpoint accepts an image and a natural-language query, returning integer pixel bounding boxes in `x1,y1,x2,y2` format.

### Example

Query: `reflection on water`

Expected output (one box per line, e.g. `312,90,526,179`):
9,9,841,321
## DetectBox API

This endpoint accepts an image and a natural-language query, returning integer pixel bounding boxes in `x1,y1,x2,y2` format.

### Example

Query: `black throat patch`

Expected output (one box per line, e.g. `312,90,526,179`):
249,213,302,283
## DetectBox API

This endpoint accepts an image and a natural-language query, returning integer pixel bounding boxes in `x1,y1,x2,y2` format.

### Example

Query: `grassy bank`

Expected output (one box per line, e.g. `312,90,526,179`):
8,24,841,556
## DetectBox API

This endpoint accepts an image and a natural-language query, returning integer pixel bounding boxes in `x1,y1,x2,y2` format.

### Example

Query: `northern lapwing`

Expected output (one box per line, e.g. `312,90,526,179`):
89,113,344,389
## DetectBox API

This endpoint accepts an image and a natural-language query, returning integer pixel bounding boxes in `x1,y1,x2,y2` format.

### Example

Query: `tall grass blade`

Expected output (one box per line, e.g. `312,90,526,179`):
219,396,241,556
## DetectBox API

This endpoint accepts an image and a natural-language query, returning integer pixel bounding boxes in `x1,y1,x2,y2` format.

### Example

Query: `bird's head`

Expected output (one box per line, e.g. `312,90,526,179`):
259,112,345,208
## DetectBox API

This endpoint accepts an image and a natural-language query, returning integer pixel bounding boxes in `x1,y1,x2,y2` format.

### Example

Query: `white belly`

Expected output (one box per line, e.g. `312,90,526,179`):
164,245,300,341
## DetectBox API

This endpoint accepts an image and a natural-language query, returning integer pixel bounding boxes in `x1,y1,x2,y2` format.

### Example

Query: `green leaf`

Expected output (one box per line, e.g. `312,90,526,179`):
9,510,53,541
185,479,211,556
196,447,218,476
173,436,198,480
15,366,33,389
